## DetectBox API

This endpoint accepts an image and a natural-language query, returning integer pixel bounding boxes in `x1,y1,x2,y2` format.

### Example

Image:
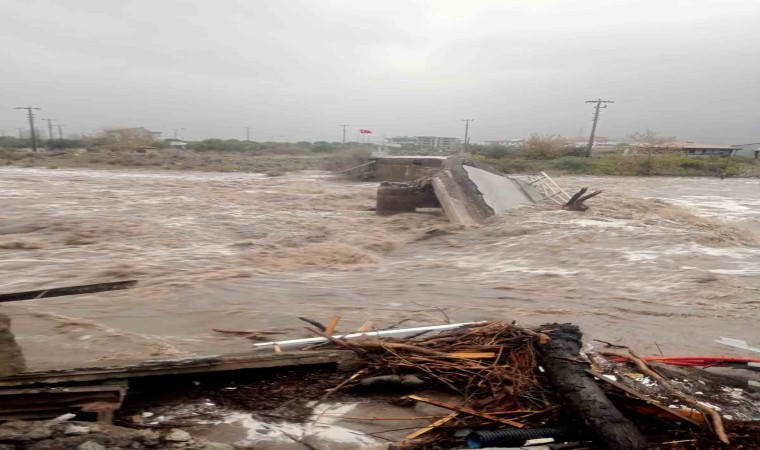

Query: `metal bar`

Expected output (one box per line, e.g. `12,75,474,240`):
0,280,138,303
541,172,571,200
253,322,486,348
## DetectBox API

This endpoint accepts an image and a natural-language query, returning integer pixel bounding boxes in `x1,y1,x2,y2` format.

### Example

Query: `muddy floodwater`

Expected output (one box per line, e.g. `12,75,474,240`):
1,167,758,370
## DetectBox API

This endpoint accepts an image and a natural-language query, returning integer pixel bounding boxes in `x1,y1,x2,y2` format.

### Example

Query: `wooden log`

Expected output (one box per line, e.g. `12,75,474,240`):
0,280,137,303
538,323,647,450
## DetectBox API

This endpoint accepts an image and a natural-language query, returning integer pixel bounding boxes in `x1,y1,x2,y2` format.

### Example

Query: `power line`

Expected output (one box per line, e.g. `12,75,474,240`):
584,99,614,157
14,106,41,152
42,118,56,142
461,119,474,153
339,124,349,144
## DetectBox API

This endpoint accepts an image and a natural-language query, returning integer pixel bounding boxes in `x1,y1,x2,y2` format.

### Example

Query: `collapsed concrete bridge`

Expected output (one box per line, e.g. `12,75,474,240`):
374,156,542,226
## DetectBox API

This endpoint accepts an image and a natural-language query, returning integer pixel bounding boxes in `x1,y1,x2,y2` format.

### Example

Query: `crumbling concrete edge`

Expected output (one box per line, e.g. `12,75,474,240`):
0,313,26,376
429,157,499,226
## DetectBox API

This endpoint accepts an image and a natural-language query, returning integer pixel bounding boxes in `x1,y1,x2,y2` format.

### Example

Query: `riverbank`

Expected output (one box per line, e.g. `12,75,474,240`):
475,154,760,177
0,148,368,175
3,148,759,177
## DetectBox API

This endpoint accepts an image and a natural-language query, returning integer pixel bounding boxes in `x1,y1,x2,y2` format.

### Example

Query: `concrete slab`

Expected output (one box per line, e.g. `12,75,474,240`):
462,165,534,214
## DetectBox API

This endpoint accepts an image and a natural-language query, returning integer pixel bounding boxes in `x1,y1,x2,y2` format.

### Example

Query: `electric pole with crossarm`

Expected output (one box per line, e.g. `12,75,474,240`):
461,119,474,153
42,118,56,143
585,99,614,157
14,106,41,152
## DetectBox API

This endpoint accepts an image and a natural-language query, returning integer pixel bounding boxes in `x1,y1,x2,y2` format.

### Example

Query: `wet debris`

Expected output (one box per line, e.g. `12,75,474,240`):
1,319,759,449
0,416,232,449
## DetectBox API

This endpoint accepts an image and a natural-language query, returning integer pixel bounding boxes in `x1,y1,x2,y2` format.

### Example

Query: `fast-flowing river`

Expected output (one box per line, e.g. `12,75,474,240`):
0,167,757,369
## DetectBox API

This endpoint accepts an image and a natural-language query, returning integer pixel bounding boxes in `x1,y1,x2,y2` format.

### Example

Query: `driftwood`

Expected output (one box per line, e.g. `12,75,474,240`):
0,280,137,303
539,323,647,450
563,187,602,211
298,317,327,331
602,350,729,445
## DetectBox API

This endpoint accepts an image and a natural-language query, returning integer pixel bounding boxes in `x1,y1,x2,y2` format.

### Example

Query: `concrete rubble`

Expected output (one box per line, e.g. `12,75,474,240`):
0,419,233,450
374,156,541,226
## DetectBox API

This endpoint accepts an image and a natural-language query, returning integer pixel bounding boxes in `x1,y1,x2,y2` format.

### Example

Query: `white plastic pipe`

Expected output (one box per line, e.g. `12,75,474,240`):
253,321,486,348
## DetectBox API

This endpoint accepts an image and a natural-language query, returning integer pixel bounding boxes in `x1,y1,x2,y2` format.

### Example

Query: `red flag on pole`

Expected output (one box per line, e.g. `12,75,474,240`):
359,129,373,134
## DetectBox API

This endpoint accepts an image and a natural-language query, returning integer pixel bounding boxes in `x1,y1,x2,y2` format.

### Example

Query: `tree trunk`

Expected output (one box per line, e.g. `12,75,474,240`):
538,323,647,450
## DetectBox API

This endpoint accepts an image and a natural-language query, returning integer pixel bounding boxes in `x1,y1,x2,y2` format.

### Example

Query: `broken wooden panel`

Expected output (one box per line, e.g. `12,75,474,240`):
0,381,127,422
0,350,356,387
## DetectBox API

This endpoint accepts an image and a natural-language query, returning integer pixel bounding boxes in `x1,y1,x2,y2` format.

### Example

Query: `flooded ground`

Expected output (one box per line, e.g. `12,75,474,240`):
0,167,758,370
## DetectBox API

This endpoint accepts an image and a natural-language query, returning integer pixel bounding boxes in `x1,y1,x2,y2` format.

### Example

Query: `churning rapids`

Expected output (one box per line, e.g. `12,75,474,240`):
1,167,758,370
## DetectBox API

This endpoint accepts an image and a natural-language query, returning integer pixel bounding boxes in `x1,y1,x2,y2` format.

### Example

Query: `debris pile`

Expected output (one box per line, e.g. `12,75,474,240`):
1,319,758,449
286,320,760,449
0,415,232,450
314,322,558,446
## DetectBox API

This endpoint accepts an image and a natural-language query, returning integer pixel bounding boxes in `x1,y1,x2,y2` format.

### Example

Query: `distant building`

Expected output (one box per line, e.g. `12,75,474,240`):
104,127,162,142
416,136,460,150
387,136,460,151
625,141,736,157
560,136,614,148
483,139,524,146
731,142,760,159
671,142,736,157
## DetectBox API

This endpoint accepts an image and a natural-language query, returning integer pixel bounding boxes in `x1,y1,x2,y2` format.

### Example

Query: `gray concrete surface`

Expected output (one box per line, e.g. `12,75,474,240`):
462,165,534,213
0,313,26,375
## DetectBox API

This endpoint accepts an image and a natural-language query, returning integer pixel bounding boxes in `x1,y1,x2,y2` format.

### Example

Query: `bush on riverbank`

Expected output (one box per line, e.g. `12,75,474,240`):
474,154,760,177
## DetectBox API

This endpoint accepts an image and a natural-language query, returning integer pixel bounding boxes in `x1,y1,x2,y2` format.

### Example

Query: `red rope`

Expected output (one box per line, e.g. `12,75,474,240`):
610,356,760,366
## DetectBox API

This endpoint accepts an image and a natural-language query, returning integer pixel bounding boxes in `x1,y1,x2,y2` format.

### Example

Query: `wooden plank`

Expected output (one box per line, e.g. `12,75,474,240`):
0,381,127,422
0,280,137,303
404,412,458,440
407,395,524,428
356,321,374,332
586,369,702,426
324,315,341,335
0,350,355,387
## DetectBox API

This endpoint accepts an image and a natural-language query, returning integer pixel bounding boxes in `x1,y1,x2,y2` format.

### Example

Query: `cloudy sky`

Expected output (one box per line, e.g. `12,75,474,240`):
0,0,757,144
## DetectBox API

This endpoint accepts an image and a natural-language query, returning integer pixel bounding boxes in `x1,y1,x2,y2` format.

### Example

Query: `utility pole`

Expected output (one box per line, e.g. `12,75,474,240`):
42,118,56,142
56,124,65,140
245,127,251,142
172,128,184,140
584,99,614,157
14,106,41,152
461,119,474,153
17,128,24,139
339,124,349,144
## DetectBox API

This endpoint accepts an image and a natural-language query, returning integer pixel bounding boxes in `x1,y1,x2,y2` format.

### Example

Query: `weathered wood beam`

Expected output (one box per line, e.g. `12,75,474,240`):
0,280,138,303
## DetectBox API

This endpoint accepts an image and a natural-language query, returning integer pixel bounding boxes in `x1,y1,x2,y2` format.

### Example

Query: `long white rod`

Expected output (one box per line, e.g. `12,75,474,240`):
253,322,485,348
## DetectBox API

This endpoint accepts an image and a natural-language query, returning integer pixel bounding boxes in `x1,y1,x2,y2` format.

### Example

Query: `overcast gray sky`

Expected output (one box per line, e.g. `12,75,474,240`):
1,0,757,144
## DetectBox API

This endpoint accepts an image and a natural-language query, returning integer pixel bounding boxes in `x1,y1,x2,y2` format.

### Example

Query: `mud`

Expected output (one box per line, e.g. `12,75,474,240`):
0,168,758,370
